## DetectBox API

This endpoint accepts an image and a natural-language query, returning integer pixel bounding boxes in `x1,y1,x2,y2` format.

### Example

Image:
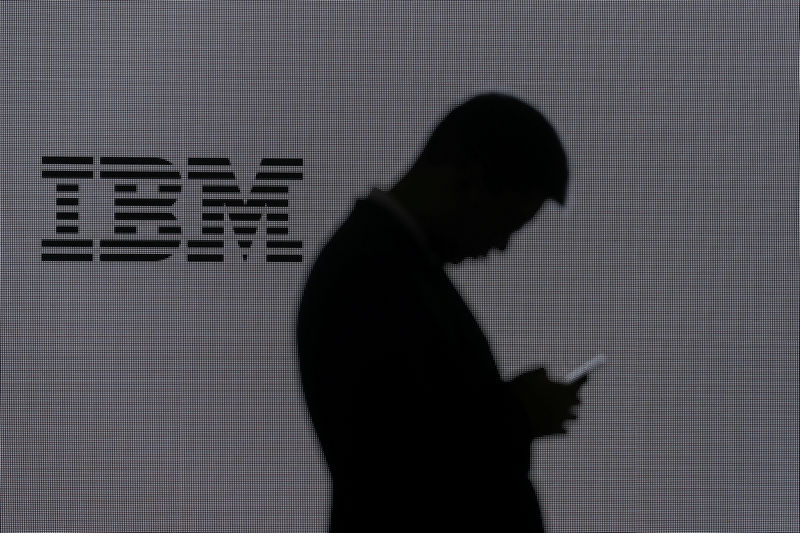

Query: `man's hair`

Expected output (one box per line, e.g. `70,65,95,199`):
412,92,568,204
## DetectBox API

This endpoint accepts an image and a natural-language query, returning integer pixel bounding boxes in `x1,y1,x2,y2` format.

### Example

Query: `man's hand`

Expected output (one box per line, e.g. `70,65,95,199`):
508,367,588,438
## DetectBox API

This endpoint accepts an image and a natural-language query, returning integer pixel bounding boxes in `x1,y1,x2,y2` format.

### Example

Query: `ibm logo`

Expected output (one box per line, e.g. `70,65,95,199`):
40,156,303,262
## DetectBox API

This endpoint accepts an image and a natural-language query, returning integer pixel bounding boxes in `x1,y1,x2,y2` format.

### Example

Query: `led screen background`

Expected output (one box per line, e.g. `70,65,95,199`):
2,2,798,532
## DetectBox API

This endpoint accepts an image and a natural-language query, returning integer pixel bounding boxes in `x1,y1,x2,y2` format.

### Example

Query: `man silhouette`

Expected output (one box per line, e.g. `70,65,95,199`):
296,93,587,532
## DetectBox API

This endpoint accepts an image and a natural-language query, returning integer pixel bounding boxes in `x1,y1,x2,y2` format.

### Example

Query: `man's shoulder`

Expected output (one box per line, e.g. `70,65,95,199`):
298,199,431,314
295,201,443,361
310,199,427,279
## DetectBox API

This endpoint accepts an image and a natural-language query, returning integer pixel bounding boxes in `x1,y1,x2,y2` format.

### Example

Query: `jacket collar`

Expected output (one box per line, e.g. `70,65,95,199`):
365,187,441,267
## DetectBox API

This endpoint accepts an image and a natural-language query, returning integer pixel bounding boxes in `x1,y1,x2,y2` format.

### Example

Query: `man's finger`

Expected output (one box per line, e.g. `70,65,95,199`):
570,375,589,388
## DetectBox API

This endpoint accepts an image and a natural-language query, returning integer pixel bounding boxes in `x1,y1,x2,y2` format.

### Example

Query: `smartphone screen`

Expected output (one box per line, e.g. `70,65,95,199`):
565,354,606,384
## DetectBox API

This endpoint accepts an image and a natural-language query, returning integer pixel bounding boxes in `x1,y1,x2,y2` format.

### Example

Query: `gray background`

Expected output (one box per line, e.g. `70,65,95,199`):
2,2,798,532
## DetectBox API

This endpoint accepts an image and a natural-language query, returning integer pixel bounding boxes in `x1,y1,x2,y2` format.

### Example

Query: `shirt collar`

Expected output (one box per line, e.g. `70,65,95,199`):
367,187,441,267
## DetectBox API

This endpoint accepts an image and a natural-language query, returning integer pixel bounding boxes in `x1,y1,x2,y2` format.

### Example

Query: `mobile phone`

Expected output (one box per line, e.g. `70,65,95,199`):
565,353,606,384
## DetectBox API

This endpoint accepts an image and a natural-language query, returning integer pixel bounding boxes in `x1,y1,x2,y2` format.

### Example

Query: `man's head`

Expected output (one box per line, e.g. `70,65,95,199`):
389,93,569,264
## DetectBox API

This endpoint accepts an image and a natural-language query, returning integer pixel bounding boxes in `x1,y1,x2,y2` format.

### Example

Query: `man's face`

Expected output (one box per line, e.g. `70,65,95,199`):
458,183,546,260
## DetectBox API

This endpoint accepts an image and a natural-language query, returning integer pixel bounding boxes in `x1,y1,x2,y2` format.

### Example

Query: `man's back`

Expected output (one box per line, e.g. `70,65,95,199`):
296,196,545,532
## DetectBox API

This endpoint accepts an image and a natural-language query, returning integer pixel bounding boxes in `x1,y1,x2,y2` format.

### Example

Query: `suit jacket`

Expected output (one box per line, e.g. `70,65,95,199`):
296,195,545,532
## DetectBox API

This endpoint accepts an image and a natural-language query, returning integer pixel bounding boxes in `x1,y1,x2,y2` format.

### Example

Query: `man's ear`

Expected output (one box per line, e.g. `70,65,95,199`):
462,178,489,213
454,163,488,201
